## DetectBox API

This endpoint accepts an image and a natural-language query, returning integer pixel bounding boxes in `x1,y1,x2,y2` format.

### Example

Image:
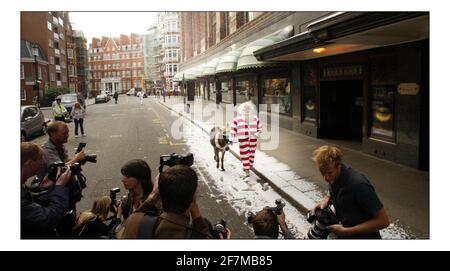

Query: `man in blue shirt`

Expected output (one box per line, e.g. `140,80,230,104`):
311,145,390,239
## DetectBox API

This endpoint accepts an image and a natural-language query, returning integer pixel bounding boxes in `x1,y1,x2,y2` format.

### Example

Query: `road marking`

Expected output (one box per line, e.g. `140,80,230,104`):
152,119,162,124
169,141,185,146
110,134,123,138
158,137,169,144
112,113,126,116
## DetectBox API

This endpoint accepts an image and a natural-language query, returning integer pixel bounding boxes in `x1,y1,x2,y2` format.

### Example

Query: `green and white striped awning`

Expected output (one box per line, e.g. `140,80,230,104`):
237,25,293,70
202,58,220,76
215,48,244,74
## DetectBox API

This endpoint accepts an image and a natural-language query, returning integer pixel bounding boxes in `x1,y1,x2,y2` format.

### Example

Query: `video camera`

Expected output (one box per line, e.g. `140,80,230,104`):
159,152,194,173
306,205,339,239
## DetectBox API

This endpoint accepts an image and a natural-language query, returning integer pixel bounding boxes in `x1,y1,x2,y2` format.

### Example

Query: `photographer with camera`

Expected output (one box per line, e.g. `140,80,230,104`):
118,165,212,239
250,200,294,239
72,196,122,238
21,142,72,238
36,121,86,181
118,159,153,220
311,146,389,239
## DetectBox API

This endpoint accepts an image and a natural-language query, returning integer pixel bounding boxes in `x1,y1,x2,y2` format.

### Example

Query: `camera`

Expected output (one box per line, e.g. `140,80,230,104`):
306,205,339,239
159,152,194,173
76,142,97,164
211,219,228,239
47,162,82,181
264,199,286,215
84,154,97,163
109,187,120,212
246,199,286,225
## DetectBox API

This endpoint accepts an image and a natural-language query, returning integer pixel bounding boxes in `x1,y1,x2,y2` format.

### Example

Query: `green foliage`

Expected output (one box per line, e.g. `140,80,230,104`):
41,87,70,107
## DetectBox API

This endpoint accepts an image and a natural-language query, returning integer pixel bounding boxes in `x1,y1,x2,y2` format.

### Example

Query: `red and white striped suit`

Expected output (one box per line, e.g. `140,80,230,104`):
231,115,262,171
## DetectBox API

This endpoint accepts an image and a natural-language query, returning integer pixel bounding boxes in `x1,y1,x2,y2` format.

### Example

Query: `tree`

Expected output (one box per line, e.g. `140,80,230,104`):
41,87,70,107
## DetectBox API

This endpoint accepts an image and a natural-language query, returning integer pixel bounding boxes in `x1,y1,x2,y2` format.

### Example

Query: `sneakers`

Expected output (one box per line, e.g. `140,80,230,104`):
75,135,79,138
82,134,86,137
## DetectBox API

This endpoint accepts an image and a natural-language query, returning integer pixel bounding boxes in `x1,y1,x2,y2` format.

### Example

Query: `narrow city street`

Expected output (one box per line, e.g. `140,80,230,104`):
33,95,313,239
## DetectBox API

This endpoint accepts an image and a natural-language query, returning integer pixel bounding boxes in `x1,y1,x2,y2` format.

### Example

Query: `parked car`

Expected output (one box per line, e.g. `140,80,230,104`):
21,105,47,142
126,88,135,96
95,94,109,103
57,93,78,114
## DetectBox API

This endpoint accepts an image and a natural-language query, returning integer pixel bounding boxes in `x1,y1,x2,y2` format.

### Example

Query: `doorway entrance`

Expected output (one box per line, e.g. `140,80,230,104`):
319,80,363,141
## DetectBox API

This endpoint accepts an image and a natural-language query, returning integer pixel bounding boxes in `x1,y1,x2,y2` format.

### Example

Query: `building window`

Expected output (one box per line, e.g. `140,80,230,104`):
50,56,54,64
303,86,316,122
370,85,395,141
219,77,233,104
21,89,26,101
248,12,255,21
262,76,291,114
67,48,73,58
236,77,256,105
38,66,42,80
21,64,24,79
47,22,52,31
50,72,55,81
68,65,74,76
49,39,53,48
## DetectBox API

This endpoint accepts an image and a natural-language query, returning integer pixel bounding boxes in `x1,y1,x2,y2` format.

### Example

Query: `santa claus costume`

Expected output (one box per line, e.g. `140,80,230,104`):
230,101,262,178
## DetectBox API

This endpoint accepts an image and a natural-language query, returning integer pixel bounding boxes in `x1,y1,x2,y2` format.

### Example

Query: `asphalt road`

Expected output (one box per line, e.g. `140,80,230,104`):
33,95,254,238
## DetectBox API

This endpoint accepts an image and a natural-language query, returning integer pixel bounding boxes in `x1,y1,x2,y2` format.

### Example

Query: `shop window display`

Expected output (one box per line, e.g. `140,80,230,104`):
262,77,291,114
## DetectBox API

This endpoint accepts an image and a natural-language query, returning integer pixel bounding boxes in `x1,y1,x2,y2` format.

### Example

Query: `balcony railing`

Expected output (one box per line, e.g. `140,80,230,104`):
55,49,60,56
162,57,179,63
162,42,180,48
54,32,59,40
164,71,176,77
55,65,61,72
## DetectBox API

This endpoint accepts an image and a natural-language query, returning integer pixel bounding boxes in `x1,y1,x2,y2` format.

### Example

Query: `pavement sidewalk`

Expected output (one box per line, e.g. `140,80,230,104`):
153,96,429,239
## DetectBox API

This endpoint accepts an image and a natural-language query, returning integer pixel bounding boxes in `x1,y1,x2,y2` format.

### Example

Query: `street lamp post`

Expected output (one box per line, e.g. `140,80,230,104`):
182,73,186,107
31,44,40,108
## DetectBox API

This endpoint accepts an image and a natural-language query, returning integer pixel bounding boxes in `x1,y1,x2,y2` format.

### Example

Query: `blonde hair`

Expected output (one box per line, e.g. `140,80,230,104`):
75,196,111,228
312,145,343,171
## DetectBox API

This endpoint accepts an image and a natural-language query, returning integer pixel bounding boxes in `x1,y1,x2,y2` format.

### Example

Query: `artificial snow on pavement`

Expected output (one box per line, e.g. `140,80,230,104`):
161,100,413,239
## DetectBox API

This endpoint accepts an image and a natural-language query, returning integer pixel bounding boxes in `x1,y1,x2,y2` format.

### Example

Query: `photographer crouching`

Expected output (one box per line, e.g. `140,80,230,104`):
310,146,389,239
249,199,294,239
21,142,72,239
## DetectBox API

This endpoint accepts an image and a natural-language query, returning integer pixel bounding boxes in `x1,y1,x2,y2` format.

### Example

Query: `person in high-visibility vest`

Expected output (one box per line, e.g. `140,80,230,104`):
52,97,67,122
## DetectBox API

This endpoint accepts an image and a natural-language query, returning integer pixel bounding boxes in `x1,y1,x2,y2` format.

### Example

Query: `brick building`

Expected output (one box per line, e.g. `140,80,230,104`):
178,12,429,170
21,11,78,105
73,30,89,98
88,33,144,96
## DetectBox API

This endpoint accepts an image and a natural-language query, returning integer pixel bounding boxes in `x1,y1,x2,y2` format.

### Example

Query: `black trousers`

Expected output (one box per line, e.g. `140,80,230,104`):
74,118,84,135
